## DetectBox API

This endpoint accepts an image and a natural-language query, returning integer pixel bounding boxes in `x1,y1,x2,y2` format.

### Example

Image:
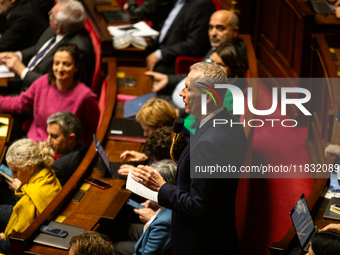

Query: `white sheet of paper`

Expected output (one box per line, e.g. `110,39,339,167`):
108,21,159,37
0,65,15,78
126,169,158,202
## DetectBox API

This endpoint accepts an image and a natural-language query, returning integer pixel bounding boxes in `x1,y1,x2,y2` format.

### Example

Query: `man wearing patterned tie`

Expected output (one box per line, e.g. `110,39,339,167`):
0,0,94,92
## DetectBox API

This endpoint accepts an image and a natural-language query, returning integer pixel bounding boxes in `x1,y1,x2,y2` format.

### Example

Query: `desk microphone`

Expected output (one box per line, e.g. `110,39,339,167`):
170,118,184,164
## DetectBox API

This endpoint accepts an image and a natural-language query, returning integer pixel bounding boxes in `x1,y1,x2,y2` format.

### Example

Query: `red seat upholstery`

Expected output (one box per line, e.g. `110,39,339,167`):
211,0,223,10
97,78,108,131
175,56,203,74
85,19,102,95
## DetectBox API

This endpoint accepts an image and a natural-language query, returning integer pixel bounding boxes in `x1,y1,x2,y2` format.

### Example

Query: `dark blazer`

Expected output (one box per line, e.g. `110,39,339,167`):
0,0,47,52
152,0,215,74
128,0,172,31
158,108,247,255
52,142,88,186
20,27,95,89
134,208,172,255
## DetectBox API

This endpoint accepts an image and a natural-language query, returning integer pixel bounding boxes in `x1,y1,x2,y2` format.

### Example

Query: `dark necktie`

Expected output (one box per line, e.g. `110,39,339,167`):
28,36,56,69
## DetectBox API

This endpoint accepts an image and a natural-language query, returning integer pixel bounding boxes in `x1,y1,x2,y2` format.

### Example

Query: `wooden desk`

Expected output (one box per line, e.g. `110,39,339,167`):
27,172,130,255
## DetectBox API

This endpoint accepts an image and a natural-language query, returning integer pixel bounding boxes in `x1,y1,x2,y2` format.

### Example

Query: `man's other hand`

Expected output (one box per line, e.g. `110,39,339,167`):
325,144,340,158
145,71,169,92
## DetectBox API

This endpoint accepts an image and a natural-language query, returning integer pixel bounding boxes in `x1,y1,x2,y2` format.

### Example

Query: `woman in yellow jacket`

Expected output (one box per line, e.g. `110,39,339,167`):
0,139,61,254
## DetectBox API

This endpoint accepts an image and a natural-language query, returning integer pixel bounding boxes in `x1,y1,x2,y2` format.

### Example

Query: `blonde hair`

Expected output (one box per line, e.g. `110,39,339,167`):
6,139,55,172
136,98,176,128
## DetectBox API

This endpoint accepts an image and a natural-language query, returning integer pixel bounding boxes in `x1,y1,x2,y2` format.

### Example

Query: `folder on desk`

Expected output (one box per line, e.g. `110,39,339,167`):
311,1,335,14
323,197,340,220
123,92,156,119
106,118,144,139
0,117,9,137
34,221,86,250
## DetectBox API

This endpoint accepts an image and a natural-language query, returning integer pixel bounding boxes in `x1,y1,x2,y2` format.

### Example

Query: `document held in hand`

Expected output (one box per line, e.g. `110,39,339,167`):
126,169,158,202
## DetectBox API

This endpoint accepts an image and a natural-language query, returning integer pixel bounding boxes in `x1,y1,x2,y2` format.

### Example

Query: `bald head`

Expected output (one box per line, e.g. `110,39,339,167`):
208,10,239,48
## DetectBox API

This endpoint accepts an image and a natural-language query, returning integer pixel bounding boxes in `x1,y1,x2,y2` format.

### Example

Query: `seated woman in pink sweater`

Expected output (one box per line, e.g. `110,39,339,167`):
0,44,99,147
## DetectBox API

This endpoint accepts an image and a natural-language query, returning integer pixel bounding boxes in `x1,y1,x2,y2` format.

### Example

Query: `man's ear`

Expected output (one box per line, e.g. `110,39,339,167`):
233,26,239,41
55,25,62,34
68,133,76,145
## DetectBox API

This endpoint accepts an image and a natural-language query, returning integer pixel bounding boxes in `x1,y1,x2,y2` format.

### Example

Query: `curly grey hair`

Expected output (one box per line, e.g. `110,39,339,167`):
6,139,55,172
150,159,177,186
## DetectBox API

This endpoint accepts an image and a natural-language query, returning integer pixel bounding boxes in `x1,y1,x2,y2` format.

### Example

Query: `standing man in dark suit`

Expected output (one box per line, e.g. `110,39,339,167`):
0,0,47,52
0,0,94,92
146,0,216,74
133,62,247,254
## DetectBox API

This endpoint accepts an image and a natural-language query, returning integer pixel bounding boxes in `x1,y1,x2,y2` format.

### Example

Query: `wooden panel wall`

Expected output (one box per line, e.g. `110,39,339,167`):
254,0,314,78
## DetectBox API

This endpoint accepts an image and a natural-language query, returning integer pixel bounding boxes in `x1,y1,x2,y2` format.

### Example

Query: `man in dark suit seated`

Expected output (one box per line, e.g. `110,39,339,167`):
132,62,248,254
46,111,88,186
146,10,247,97
0,0,94,92
145,0,216,74
0,0,48,52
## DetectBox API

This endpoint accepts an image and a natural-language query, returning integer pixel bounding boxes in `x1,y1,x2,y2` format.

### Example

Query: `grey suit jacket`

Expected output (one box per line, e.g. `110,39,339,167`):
20,27,95,89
